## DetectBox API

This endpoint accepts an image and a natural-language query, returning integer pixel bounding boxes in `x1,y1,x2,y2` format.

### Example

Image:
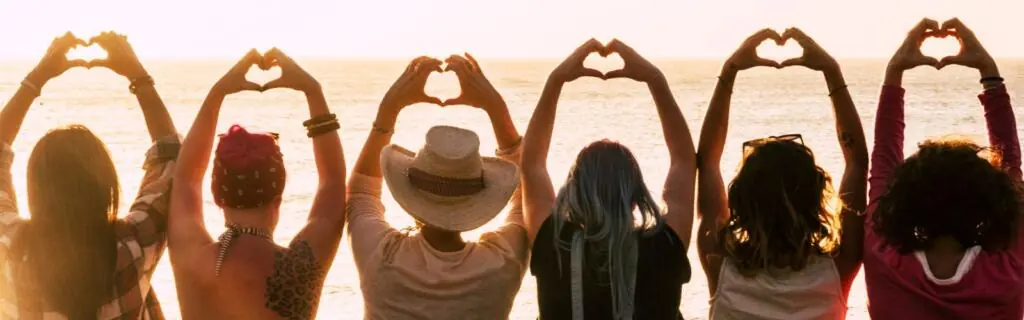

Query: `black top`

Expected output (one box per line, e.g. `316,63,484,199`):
530,216,690,320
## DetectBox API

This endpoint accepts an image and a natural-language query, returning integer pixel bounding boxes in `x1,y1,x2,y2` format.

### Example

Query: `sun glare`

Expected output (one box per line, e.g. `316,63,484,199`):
920,36,963,60
66,44,108,61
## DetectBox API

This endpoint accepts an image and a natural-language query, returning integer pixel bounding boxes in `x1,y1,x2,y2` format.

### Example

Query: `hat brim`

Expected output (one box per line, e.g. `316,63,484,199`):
381,144,520,232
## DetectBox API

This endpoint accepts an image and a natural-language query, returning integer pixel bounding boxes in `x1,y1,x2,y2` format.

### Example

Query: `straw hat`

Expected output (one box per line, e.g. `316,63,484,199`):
381,125,520,232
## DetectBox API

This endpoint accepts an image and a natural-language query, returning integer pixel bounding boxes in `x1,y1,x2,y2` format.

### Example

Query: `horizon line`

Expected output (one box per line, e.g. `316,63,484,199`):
3,56,1024,62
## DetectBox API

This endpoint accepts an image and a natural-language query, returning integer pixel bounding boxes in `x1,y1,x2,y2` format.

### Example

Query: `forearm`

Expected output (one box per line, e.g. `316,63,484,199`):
305,88,345,184
133,84,178,140
980,85,1021,179
486,103,521,150
648,75,695,165
175,91,224,184
823,68,869,169
521,79,562,170
868,85,907,203
0,86,40,146
352,109,398,178
697,68,736,168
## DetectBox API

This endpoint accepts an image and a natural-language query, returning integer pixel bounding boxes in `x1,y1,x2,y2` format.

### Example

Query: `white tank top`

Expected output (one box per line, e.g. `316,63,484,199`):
710,255,845,320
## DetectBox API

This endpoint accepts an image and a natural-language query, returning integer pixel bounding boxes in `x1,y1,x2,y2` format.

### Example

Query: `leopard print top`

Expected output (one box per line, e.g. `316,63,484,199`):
264,240,325,320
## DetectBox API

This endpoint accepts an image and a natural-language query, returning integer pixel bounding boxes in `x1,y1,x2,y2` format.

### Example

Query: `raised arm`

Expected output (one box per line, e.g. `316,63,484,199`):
696,29,783,294
604,40,697,249
782,27,869,293
89,32,176,141
346,57,441,267
936,18,1021,180
169,51,263,259
1,33,86,146
444,54,524,226
258,48,347,265
521,39,604,245
0,33,87,238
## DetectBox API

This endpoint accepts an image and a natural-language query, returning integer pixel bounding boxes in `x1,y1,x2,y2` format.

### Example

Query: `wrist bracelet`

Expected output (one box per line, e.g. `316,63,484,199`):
307,121,340,138
302,113,338,128
20,79,41,97
828,84,849,97
306,119,339,131
372,122,394,135
129,75,155,95
980,76,1004,84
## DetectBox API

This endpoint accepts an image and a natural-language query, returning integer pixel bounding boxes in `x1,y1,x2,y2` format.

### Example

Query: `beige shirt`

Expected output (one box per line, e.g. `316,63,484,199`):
710,255,845,320
346,148,528,320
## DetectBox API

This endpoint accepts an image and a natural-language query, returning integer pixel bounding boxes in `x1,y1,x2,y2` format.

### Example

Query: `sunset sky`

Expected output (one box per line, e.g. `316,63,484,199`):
0,0,1020,59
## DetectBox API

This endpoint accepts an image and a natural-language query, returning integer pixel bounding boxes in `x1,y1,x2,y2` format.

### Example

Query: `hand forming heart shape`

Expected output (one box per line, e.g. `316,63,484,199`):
213,48,321,95
725,28,840,72
549,38,665,84
378,53,510,114
890,18,995,73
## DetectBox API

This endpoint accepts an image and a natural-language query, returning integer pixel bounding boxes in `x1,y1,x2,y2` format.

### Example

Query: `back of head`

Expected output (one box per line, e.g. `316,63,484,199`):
212,125,286,211
552,140,664,317
874,138,1023,253
12,125,119,319
721,140,837,275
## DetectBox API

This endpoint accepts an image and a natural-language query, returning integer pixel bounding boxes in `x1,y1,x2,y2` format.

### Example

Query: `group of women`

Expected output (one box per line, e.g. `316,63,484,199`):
0,17,1020,320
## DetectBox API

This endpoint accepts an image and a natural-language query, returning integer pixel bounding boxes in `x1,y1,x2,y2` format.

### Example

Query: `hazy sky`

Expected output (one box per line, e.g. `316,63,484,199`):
0,0,1020,59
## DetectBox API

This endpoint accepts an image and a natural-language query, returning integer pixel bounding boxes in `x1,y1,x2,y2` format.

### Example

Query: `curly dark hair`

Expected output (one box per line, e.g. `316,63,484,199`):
873,138,1024,253
719,140,839,276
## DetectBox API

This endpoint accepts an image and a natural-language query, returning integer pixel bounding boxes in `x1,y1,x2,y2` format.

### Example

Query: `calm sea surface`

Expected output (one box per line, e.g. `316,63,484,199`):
1,59,1022,319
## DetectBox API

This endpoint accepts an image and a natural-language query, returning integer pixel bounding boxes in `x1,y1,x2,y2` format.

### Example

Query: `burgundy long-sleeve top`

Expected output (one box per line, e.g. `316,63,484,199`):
863,85,1023,320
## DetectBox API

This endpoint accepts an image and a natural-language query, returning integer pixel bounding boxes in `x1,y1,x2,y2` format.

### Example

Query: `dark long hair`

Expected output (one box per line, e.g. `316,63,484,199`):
873,138,1023,253
10,125,120,319
719,140,839,276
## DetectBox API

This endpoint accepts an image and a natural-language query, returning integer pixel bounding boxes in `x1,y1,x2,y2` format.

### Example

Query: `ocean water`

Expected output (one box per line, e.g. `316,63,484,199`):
1,59,1021,319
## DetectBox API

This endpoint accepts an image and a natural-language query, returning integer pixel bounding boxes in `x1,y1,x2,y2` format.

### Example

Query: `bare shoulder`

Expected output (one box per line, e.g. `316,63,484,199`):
264,239,328,320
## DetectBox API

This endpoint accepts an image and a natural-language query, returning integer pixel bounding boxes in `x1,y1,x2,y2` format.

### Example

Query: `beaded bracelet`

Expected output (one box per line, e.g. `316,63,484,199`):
302,113,337,128
372,122,394,135
307,121,341,138
129,75,155,95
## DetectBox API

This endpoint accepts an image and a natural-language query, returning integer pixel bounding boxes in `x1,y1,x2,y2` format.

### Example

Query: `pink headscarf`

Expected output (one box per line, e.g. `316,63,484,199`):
212,125,286,209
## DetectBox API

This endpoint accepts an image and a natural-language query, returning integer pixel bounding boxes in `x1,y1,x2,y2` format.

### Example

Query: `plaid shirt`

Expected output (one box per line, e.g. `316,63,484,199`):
0,136,179,320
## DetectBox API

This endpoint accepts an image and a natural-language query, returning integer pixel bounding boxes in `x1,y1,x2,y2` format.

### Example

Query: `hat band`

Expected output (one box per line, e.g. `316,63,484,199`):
407,167,485,197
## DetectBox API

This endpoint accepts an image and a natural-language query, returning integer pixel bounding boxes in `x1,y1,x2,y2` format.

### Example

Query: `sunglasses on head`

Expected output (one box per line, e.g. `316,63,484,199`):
742,134,804,155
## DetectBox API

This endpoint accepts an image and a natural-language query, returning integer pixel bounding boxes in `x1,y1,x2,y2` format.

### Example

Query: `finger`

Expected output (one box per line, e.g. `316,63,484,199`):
913,18,940,34
262,78,291,91
420,57,444,75
442,96,467,106
264,47,292,67
942,18,979,44
241,81,262,92
464,52,482,73
88,59,110,69
239,49,262,68
756,58,782,69
747,28,780,46
603,69,630,80
937,55,967,69
67,59,89,69
780,57,805,68
62,32,88,48
580,68,604,79
405,56,431,74
422,95,443,106
575,38,605,58
784,27,813,46
920,56,940,68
